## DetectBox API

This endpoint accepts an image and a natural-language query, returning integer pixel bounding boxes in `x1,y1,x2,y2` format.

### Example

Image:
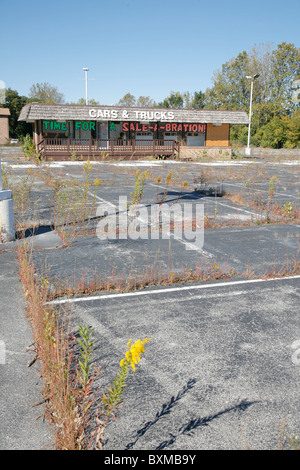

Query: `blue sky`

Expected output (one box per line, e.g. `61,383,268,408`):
1,0,299,105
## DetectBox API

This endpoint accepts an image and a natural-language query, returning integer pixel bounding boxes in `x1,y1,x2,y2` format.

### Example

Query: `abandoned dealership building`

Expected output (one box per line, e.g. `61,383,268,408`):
18,103,249,160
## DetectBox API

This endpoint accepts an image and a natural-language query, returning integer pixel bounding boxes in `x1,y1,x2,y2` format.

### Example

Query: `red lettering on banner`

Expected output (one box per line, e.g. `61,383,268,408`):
123,122,205,134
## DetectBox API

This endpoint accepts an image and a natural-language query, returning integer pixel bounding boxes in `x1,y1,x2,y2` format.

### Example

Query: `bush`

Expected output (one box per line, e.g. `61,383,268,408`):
284,110,300,148
254,117,287,148
22,134,36,159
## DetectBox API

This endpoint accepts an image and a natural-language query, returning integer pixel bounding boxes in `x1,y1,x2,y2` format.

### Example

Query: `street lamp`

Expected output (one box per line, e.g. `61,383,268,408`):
83,68,89,105
245,73,259,156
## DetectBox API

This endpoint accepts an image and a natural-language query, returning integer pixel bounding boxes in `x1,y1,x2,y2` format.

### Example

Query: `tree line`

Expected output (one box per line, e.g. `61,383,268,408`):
1,42,299,148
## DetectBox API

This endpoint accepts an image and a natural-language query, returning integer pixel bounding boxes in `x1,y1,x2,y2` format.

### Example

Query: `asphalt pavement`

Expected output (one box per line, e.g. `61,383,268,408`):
0,155,299,450
57,275,300,450
0,249,52,450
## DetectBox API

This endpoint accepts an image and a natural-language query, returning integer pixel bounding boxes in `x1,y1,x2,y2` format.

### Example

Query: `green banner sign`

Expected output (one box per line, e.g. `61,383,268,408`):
43,121,96,131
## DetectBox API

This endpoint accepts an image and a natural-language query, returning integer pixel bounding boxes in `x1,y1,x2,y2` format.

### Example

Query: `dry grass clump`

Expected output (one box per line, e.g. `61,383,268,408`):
17,242,152,450
17,243,103,449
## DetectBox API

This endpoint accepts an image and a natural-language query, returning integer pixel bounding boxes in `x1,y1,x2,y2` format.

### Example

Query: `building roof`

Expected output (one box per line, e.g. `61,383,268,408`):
0,108,10,116
18,103,249,125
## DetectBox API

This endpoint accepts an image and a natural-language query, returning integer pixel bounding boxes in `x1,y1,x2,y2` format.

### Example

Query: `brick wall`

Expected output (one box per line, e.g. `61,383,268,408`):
179,146,232,160
0,109,10,144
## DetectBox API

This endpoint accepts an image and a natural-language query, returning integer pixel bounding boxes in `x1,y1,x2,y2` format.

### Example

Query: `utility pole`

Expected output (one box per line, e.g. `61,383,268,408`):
245,73,260,156
83,68,89,105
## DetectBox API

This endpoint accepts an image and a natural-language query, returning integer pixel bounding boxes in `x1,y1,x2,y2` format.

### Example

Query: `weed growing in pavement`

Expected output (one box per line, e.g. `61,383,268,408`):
1,164,39,230
51,160,101,246
17,242,79,449
1,164,36,214
16,241,151,450
261,253,300,279
22,134,43,164
77,324,96,395
129,169,149,208
287,434,300,450
282,201,293,218
268,175,278,199
159,171,173,205
46,257,236,302
95,338,151,449
223,183,300,225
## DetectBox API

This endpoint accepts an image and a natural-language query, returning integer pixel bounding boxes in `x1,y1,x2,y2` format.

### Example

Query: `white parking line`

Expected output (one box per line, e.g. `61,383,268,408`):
223,181,298,199
88,191,117,208
47,274,300,306
149,182,259,217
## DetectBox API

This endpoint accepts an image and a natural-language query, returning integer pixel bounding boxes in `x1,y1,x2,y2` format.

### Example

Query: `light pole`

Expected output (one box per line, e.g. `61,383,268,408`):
83,68,89,105
245,73,259,156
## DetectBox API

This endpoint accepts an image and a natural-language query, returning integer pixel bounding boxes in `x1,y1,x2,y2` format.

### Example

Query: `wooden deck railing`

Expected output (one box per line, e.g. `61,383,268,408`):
37,138,177,160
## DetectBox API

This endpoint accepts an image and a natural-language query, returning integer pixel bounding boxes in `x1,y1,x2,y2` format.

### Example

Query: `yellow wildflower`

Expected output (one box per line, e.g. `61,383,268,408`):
83,159,92,172
166,172,172,183
93,177,101,186
120,338,151,371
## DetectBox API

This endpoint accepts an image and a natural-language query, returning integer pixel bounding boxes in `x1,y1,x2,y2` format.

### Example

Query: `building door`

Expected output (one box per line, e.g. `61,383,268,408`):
109,122,123,141
164,132,177,143
75,123,91,141
97,122,108,148
135,131,153,146
186,132,205,146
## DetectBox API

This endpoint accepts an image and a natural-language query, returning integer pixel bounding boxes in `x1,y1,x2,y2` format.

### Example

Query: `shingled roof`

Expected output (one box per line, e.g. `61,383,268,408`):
0,108,10,116
18,103,249,124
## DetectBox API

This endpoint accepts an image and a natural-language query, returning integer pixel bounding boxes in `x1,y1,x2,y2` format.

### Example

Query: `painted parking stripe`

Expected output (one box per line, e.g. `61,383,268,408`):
223,181,298,199
149,182,259,217
47,274,300,306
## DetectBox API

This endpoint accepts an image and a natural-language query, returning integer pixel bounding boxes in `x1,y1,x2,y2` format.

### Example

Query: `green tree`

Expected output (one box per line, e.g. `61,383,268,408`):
206,42,300,147
0,88,32,139
158,91,184,108
71,97,100,105
284,109,300,148
190,90,206,109
117,94,157,107
205,51,251,110
29,82,65,104
180,91,205,109
117,93,136,107
136,96,157,107
270,42,300,114
254,116,288,148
